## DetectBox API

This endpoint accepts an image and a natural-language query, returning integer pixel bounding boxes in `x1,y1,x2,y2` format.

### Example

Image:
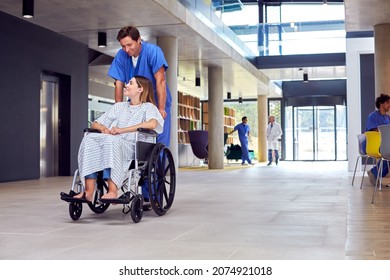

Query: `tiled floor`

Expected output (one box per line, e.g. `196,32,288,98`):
0,161,389,260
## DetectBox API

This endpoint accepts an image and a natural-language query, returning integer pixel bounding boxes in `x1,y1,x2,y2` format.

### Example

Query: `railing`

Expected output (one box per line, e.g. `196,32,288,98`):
232,20,346,56
179,1,345,56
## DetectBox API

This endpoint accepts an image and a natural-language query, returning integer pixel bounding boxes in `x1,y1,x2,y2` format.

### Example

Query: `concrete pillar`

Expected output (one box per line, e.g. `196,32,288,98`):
257,95,268,162
157,36,178,167
208,66,224,169
374,24,390,96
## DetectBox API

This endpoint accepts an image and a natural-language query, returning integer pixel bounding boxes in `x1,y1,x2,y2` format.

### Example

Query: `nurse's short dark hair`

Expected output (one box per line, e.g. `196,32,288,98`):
375,94,390,109
242,116,247,122
117,26,140,41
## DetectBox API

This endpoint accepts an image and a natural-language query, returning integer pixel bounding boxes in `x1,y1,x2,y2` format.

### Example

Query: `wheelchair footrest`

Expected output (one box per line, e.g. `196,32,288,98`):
99,192,132,204
60,191,91,204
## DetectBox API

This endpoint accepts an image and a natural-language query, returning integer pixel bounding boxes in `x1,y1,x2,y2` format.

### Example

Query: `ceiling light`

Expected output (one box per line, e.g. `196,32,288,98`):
195,77,201,87
98,32,107,48
22,0,34,19
303,73,309,83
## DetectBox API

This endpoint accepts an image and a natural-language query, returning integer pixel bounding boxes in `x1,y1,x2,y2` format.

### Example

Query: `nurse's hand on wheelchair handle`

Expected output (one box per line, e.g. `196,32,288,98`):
159,108,167,119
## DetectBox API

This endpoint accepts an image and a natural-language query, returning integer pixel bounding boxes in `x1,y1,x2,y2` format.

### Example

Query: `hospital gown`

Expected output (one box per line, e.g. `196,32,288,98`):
77,102,164,187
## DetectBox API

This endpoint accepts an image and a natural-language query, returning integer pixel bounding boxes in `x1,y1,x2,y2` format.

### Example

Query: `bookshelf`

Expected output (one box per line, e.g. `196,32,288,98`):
201,101,236,144
178,91,201,144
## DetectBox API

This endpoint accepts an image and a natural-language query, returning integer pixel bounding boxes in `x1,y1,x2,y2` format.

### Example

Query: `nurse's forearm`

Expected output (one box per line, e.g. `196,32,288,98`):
114,80,124,103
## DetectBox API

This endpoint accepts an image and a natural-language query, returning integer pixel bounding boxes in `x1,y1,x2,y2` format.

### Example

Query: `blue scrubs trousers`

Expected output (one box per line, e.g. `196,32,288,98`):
240,137,252,164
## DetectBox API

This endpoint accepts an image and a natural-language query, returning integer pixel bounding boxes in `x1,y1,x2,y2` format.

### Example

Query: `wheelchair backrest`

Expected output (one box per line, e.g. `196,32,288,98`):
134,128,157,163
136,141,155,162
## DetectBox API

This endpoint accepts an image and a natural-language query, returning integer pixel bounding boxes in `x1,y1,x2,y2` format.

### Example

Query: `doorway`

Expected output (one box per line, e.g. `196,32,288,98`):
40,75,59,177
285,105,347,161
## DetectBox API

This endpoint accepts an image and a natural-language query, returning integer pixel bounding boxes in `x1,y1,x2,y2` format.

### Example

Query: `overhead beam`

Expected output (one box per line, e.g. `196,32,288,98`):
250,53,345,69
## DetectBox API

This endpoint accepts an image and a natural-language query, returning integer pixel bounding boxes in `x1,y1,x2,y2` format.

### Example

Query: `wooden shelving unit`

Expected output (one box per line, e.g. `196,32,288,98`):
201,101,236,145
178,91,200,144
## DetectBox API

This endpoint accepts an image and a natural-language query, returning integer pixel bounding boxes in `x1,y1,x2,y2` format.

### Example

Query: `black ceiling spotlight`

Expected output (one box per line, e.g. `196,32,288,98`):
98,32,107,48
227,92,231,99
303,72,309,83
238,97,243,104
195,77,201,87
22,0,34,19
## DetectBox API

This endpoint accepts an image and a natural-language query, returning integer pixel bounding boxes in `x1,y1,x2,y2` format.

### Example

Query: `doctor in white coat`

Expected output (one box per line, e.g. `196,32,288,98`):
266,115,283,166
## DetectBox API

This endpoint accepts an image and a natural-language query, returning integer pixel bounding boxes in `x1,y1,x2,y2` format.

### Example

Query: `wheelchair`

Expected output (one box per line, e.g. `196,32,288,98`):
60,128,176,223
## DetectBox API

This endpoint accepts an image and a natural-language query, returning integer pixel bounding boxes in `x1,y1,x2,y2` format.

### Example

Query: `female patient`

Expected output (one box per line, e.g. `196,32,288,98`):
74,75,164,202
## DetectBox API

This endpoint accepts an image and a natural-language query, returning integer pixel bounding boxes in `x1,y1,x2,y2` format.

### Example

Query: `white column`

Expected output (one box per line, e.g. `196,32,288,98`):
346,37,374,171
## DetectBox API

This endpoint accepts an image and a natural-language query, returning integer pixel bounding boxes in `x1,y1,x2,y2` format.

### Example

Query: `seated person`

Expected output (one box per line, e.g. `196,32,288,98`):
366,94,390,185
73,75,164,202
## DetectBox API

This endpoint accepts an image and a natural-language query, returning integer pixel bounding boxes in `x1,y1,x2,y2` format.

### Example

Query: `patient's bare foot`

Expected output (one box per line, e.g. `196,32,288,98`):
73,192,93,202
101,191,117,200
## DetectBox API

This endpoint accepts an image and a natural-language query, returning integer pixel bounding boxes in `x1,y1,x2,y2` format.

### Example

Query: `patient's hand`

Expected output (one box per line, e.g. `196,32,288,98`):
100,127,111,134
110,127,123,135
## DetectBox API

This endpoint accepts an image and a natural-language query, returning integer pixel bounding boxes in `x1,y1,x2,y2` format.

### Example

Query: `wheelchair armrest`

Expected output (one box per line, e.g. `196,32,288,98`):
83,128,101,133
137,128,157,137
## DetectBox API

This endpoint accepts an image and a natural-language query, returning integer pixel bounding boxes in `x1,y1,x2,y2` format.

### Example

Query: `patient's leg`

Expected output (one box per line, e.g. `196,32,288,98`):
74,178,95,202
101,179,118,199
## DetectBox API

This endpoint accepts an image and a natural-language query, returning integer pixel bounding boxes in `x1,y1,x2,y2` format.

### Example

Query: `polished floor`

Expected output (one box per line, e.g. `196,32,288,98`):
0,161,389,260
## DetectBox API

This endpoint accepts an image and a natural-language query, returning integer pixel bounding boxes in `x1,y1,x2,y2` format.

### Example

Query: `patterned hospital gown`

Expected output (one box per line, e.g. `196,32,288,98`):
77,102,164,187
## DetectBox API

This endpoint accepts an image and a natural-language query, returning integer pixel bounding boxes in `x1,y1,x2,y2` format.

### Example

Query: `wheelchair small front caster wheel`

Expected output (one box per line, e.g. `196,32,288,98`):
130,195,143,223
69,202,83,221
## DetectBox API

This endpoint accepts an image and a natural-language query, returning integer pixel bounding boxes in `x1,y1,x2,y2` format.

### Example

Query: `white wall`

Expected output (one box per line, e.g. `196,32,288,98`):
346,36,374,171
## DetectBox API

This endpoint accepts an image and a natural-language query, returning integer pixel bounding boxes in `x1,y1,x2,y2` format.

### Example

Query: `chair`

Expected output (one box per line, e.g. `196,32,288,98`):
364,131,382,203
374,125,390,203
188,130,208,165
352,134,369,188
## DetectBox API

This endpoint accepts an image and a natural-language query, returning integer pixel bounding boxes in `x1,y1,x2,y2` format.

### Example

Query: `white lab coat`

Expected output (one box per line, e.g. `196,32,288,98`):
266,122,282,150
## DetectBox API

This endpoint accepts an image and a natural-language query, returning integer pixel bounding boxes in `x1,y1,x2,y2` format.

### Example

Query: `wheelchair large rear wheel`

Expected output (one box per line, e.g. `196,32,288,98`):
148,143,176,216
88,177,110,214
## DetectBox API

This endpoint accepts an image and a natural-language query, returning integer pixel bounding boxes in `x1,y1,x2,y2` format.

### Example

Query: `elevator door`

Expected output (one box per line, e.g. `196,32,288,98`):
40,75,59,177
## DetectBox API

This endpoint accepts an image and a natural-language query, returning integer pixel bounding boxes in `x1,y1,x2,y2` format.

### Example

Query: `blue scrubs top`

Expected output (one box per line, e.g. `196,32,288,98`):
107,41,172,108
234,123,250,144
366,110,390,131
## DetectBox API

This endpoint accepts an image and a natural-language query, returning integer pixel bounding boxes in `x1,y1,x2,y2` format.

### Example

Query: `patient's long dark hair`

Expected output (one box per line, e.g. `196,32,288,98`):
134,75,155,105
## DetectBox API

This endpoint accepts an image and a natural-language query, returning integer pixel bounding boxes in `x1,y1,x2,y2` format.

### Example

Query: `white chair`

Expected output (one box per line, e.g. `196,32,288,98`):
352,134,369,189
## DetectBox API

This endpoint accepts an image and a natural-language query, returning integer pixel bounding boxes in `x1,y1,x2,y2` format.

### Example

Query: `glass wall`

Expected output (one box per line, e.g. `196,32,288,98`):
284,105,347,161
215,2,345,56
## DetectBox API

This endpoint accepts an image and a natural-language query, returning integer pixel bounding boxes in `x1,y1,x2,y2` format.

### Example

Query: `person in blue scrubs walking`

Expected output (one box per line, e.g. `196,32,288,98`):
365,94,390,185
229,116,254,165
108,25,171,148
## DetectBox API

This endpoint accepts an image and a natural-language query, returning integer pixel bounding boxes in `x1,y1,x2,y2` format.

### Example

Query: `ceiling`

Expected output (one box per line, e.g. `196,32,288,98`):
0,0,388,101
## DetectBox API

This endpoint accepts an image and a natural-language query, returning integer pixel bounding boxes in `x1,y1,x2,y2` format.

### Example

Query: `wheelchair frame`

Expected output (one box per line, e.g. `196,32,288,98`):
60,128,176,223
